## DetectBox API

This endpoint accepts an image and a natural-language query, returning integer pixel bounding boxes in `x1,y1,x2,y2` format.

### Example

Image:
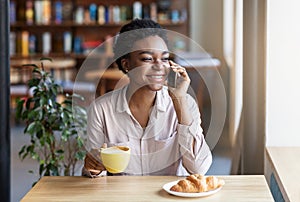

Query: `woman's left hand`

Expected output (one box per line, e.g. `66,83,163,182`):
168,60,191,99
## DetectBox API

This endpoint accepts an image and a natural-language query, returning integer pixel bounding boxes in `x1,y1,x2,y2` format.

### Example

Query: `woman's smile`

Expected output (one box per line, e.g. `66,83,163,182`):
146,74,166,84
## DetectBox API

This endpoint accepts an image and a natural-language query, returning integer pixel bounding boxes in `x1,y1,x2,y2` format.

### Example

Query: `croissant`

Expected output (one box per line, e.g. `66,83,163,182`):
170,174,224,193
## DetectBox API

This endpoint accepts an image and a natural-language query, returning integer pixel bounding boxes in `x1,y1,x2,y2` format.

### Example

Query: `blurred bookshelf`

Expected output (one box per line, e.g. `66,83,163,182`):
9,0,190,98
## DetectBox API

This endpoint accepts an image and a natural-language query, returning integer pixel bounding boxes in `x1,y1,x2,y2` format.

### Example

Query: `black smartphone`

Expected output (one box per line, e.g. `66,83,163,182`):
168,68,178,88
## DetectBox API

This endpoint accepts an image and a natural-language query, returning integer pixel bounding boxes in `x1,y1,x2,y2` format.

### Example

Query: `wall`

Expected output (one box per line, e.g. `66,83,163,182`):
189,0,228,120
266,0,300,146
190,0,224,63
189,0,231,152
223,0,243,147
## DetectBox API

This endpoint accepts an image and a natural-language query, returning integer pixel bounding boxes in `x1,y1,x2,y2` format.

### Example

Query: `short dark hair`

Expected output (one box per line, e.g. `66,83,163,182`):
113,19,168,73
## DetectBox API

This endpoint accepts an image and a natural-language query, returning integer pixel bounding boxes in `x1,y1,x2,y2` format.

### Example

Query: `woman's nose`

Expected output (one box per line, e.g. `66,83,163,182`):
152,59,166,70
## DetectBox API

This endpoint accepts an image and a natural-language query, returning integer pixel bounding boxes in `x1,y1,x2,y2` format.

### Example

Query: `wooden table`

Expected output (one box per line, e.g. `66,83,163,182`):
21,175,274,201
265,147,300,201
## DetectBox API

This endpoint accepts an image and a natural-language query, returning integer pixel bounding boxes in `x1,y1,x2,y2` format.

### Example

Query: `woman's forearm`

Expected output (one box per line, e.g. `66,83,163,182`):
171,95,192,126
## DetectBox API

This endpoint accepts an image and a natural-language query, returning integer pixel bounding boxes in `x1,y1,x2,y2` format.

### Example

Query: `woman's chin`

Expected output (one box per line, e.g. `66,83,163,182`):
147,83,164,91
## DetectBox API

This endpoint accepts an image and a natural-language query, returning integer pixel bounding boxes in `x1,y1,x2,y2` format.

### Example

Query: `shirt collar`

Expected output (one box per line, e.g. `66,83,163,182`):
116,85,130,113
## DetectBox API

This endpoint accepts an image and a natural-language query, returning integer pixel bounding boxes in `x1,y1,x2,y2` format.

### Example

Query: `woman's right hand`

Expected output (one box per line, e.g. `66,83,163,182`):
84,143,107,175
84,151,105,175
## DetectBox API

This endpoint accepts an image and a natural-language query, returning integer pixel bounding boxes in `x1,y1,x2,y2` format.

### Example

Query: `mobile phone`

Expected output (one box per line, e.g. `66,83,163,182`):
168,68,178,88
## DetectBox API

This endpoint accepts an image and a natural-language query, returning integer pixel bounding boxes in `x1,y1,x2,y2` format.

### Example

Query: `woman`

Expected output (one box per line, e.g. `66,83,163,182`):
83,19,212,177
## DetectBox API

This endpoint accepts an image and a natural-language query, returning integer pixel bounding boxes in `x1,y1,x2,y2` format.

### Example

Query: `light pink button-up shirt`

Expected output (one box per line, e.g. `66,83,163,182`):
86,85,212,176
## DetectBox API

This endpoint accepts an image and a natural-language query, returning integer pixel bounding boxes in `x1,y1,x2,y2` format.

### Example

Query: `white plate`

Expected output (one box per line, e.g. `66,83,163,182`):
162,180,223,198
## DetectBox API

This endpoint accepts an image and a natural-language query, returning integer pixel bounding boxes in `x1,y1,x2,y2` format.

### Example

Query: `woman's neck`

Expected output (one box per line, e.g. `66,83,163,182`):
126,85,156,108
126,85,157,128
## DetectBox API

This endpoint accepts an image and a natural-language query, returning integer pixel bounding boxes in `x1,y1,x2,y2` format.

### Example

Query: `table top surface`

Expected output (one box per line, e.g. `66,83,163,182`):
266,147,300,202
21,175,274,202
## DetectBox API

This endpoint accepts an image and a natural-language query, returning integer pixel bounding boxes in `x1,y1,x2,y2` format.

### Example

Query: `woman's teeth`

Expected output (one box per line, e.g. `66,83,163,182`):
149,75,163,79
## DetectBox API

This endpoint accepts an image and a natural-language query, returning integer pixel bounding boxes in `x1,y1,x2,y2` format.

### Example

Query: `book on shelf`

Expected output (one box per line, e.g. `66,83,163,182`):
10,1,16,24
108,5,114,23
74,37,82,54
98,5,105,25
120,6,127,22
25,1,34,25
29,34,36,54
133,1,142,19
75,6,84,24
53,34,63,53
89,4,97,23
54,1,63,24
62,2,73,22
113,6,121,23
63,32,72,54
42,32,51,54
171,10,180,23
34,1,43,24
21,31,29,56
10,32,16,56
84,9,91,24
143,4,150,19
150,3,157,22
43,0,51,24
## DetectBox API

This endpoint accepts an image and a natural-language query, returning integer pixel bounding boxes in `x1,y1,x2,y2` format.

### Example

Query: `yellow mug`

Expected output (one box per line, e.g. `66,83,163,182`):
100,146,130,173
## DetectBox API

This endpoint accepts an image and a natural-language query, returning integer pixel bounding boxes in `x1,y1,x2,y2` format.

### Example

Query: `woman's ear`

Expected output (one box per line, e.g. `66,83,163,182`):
121,58,129,73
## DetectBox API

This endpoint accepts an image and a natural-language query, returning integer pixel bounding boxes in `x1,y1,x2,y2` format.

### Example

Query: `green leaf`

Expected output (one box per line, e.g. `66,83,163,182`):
21,151,29,160
32,67,41,74
26,145,34,154
32,153,39,160
22,64,39,68
39,163,45,176
39,96,47,106
61,111,70,123
15,98,25,119
56,149,64,154
40,57,53,62
36,130,43,139
25,97,33,110
75,151,86,160
26,122,38,135
19,145,26,159
28,78,40,88
63,99,72,105
62,130,71,141
77,137,84,148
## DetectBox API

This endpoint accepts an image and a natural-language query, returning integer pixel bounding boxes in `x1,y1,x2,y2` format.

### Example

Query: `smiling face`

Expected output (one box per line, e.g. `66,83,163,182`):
121,35,171,91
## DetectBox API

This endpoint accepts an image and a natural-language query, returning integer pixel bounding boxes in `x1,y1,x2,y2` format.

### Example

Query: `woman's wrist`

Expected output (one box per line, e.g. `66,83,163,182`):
171,96,186,101
168,91,186,100
169,93,192,125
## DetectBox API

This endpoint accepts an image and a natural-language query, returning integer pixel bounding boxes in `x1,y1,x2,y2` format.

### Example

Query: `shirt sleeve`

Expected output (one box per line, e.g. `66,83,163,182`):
86,100,106,151
177,95,212,174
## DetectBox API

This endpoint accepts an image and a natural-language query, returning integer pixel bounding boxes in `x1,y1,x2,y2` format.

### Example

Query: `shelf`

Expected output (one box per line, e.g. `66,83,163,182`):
10,21,186,28
10,0,190,90
10,53,114,60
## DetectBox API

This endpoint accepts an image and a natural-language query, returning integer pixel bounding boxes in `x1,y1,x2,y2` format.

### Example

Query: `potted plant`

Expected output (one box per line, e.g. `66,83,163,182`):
15,58,87,183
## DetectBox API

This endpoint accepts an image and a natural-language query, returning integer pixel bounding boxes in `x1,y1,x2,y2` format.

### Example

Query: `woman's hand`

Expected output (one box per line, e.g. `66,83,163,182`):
167,61,192,125
84,143,107,175
167,60,190,99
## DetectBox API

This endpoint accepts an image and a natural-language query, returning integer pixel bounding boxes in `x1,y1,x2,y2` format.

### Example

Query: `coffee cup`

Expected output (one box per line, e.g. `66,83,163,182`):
100,146,130,173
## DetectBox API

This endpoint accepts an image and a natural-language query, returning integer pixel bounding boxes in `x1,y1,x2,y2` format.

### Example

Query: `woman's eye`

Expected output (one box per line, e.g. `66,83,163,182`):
142,58,153,62
161,58,169,62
